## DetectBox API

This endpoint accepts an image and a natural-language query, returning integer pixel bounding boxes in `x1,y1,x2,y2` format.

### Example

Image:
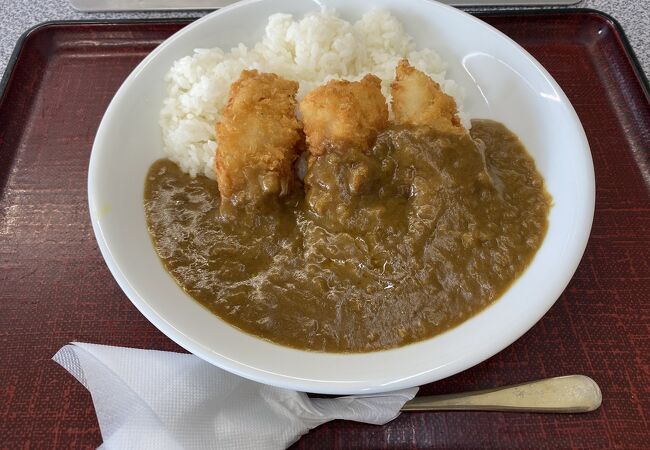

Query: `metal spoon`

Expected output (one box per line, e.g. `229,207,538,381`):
401,375,602,413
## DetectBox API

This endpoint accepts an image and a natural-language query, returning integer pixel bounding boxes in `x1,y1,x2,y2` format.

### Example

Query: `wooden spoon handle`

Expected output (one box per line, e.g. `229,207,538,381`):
401,375,602,413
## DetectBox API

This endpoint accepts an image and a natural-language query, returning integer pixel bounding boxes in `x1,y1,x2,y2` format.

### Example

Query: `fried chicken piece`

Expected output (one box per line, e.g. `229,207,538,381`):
391,59,464,134
299,75,388,220
299,74,389,156
215,69,302,210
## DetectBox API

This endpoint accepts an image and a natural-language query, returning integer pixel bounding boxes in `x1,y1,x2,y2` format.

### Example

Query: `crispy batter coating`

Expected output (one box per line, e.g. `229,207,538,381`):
299,74,389,156
215,69,302,209
391,59,463,133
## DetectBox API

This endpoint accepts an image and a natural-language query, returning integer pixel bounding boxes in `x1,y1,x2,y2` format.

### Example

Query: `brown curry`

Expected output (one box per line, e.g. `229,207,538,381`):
144,120,550,352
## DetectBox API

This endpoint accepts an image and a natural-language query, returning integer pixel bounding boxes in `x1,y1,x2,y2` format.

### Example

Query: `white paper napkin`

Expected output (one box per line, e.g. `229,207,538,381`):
53,343,418,450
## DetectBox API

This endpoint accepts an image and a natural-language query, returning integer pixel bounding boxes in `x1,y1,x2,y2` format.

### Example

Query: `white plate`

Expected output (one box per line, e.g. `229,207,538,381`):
88,0,595,394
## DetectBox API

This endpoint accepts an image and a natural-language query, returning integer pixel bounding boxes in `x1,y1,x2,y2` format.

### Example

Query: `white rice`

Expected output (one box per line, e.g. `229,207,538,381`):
160,9,468,179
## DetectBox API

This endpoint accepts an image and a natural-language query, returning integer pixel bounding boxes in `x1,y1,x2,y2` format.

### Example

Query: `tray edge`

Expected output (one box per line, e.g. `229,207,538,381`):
0,18,199,110
2,8,648,109
469,7,650,101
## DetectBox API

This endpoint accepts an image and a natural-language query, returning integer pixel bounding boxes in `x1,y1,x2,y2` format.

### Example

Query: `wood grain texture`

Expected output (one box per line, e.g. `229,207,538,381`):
0,12,648,449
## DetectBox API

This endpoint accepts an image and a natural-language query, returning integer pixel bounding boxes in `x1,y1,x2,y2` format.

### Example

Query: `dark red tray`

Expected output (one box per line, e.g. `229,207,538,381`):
1,10,649,449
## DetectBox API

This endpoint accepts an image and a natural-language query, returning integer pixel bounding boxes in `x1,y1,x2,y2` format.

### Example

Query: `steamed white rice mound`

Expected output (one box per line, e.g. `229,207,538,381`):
160,9,468,179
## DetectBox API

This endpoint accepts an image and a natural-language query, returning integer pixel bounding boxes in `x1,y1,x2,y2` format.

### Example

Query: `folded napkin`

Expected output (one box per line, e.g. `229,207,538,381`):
53,343,418,450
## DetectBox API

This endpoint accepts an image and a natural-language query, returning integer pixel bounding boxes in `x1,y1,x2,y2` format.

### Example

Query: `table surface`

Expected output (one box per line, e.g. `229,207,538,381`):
0,0,649,78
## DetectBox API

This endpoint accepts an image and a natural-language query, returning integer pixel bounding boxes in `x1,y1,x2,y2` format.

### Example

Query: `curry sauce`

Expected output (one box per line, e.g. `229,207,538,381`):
144,120,550,352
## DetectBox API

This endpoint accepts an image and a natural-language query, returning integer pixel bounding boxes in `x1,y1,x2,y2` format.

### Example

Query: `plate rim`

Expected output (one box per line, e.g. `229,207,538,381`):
87,0,596,394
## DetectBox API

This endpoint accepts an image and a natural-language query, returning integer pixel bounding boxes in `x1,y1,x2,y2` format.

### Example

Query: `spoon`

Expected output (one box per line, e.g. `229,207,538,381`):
401,375,602,413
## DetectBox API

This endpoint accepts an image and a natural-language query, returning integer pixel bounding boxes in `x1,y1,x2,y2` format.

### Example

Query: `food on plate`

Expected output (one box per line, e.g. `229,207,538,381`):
214,70,302,211
159,10,467,179
300,74,389,211
392,59,464,133
300,74,388,156
146,11,551,352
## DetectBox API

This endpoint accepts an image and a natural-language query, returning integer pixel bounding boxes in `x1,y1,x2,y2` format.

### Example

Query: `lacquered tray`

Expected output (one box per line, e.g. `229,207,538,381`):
1,10,648,449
